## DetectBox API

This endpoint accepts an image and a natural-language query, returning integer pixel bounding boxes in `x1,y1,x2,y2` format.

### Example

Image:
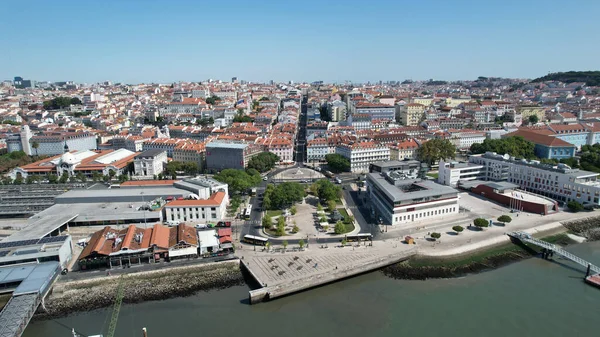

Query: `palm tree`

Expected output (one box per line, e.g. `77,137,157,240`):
30,140,39,157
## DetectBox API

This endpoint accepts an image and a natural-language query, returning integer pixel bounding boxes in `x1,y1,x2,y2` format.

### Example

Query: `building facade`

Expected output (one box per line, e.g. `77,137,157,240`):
336,141,390,173
134,149,168,177
163,191,227,223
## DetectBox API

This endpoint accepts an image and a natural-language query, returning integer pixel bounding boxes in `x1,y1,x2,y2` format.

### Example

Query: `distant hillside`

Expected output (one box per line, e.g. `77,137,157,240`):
531,71,600,86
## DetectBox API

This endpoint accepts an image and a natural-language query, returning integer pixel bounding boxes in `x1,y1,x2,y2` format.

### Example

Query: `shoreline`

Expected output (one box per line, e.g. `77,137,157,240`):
36,260,244,320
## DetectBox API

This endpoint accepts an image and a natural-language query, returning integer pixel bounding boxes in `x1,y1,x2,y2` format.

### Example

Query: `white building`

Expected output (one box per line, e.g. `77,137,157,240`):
163,191,228,223
470,152,600,205
134,149,168,177
307,138,329,162
437,160,484,187
336,141,390,173
367,172,459,227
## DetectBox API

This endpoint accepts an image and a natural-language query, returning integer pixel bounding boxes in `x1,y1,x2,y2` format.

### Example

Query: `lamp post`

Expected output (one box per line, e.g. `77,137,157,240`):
141,191,147,228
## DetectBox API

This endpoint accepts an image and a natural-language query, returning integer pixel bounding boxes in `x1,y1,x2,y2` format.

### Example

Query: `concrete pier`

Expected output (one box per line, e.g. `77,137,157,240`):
242,246,417,304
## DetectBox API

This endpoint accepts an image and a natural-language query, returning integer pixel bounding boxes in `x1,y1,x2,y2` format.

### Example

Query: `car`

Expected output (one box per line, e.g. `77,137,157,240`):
263,176,268,181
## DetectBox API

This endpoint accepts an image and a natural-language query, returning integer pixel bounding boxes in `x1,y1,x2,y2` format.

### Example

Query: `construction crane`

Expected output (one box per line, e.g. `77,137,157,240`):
106,275,126,337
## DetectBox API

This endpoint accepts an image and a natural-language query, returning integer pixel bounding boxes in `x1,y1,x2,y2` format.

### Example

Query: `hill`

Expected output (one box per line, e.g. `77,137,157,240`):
531,71,600,86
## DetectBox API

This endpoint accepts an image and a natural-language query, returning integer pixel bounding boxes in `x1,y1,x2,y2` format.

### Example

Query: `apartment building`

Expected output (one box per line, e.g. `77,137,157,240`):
133,149,168,177
307,138,329,162
353,102,395,121
163,191,228,223
400,103,426,126
389,139,418,160
336,141,390,173
29,132,97,156
173,143,206,171
437,159,484,187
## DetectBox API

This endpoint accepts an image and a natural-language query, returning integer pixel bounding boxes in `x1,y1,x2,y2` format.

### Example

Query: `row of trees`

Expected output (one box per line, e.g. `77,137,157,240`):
205,95,222,105
164,161,200,176
43,97,82,110
213,168,262,195
470,136,536,159
325,154,350,173
263,182,305,210
247,152,279,173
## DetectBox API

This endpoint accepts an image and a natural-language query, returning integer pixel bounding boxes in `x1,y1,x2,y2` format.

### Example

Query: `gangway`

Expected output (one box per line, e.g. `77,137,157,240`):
507,231,600,274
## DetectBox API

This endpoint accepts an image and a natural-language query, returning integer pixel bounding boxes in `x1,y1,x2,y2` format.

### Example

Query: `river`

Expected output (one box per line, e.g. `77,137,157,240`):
24,241,600,337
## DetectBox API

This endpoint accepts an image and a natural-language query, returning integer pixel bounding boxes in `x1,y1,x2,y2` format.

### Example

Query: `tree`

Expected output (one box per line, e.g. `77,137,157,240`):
313,179,342,202
416,138,456,166
430,232,441,240
118,175,128,183
214,168,261,195
282,240,288,250
334,221,346,234
108,169,116,179
470,136,536,159
327,200,337,213
290,205,297,215
567,200,584,212
43,96,81,110
276,216,286,236
59,172,69,184
497,215,512,225
205,95,222,105
298,239,305,249
47,174,58,184
341,238,347,246
320,215,328,223
102,175,110,183
325,154,350,173
69,176,77,183
26,175,39,184
344,214,354,225
76,172,86,183
30,140,39,157
247,152,280,173
262,182,305,210
452,225,464,234
92,171,101,182
262,214,272,229
13,176,23,185
316,203,323,212
473,218,489,229
528,115,539,124
292,224,299,233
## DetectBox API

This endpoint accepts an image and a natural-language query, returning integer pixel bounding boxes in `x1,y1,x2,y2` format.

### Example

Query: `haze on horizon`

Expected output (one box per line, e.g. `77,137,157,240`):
1,0,598,84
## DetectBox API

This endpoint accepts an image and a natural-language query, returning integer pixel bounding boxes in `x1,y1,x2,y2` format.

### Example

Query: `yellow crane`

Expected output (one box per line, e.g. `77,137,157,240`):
106,275,126,337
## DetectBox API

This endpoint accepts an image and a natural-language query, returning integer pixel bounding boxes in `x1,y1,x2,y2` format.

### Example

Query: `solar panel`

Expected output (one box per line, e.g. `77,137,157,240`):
37,236,68,244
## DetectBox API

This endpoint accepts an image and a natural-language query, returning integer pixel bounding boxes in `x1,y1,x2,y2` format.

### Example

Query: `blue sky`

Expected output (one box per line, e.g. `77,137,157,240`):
1,0,598,84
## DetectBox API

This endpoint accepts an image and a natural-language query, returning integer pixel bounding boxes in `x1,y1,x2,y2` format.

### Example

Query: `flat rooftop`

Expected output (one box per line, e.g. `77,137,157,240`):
0,261,60,295
206,142,247,149
367,173,458,202
5,214,77,242
371,160,420,168
55,186,189,204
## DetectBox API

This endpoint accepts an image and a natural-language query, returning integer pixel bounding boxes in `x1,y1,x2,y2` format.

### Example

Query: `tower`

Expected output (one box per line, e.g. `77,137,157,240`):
64,141,70,153
20,125,33,155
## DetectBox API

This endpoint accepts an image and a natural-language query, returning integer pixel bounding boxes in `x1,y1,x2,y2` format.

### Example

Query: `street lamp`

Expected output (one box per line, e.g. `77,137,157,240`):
141,191,147,228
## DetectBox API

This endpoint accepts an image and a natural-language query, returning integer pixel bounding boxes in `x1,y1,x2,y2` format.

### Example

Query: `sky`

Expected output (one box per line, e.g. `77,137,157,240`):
1,0,599,84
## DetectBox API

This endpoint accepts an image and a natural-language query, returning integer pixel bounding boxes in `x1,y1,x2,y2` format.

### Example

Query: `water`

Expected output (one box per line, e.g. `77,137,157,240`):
25,242,600,337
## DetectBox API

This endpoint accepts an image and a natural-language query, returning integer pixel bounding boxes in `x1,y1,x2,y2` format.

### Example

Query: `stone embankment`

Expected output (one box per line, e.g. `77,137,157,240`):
562,216,600,241
38,261,243,319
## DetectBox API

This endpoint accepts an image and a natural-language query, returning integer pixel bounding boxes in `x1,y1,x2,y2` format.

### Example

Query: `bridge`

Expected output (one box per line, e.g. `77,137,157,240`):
507,231,600,274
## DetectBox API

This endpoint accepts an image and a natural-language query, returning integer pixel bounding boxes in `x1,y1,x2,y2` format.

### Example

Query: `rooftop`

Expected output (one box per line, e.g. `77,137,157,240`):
367,173,458,202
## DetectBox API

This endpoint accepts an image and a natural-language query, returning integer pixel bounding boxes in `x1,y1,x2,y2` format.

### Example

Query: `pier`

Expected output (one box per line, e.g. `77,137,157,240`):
241,245,417,304
507,231,600,288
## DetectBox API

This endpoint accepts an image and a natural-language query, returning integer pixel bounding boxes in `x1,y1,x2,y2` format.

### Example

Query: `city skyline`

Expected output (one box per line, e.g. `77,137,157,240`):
1,0,599,83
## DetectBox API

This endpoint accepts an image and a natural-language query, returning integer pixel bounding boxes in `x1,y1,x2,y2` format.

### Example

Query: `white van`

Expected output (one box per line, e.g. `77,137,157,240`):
166,221,179,227
195,223,207,229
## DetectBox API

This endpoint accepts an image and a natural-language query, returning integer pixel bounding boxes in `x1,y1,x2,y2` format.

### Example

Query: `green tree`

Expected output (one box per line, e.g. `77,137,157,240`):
290,205,297,215
430,232,441,240
528,115,539,124
567,200,584,212
69,176,77,183
59,172,69,184
76,172,86,183
47,174,58,184
316,203,323,212
213,168,261,195
473,218,489,229
26,175,39,184
108,169,116,179
118,175,128,183
92,171,101,182
262,214,272,229
344,214,354,225
313,179,342,202
327,200,337,212
282,240,288,250
102,175,110,183
292,224,299,233
276,216,286,236
1,176,12,185
13,176,23,185
30,140,39,157
341,238,347,246
452,225,464,234
470,136,536,159
416,138,456,166
497,215,512,225
205,95,222,105
247,152,280,173
325,154,350,173
334,221,346,234
298,239,305,249
262,182,305,210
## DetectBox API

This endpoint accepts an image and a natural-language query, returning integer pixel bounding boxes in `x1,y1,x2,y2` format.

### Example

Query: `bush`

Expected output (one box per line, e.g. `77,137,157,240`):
497,215,512,224
567,200,584,212
327,200,337,212
290,205,297,215
334,221,346,234
452,225,464,233
473,218,489,229
292,225,299,233
430,232,441,240
298,239,305,249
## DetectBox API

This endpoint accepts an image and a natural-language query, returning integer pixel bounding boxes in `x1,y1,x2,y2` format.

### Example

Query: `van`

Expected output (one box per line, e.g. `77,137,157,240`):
195,223,207,229
166,221,179,227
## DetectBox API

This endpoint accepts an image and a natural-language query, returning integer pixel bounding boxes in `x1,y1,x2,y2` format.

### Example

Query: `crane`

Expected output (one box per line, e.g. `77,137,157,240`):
106,275,126,337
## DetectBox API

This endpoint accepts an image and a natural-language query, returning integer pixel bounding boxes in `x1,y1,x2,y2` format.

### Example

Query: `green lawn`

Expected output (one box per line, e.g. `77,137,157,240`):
265,227,285,237
335,198,343,205
266,210,283,217
337,208,354,233
426,172,439,179
337,208,349,219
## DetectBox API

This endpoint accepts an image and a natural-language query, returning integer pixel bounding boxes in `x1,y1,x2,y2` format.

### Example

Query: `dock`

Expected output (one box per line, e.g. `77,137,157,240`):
507,231,600,287
241,245,417,304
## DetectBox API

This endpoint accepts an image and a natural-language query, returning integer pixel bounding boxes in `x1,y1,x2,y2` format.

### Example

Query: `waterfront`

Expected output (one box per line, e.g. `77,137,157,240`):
25,241,600,337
